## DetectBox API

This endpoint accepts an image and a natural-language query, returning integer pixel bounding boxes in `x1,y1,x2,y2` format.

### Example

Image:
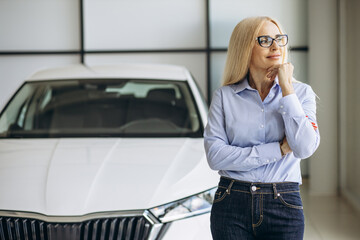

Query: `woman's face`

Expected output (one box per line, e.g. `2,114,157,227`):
250,21,284,71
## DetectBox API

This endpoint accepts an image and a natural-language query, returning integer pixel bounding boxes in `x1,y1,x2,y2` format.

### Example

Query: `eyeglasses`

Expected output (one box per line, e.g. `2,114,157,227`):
256,34,288,48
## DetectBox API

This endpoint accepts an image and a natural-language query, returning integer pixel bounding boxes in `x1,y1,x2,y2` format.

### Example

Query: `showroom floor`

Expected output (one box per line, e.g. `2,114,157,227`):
301,179,360,240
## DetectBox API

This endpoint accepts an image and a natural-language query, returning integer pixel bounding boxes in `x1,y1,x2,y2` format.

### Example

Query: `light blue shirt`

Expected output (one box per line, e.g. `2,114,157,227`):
204,77,320,184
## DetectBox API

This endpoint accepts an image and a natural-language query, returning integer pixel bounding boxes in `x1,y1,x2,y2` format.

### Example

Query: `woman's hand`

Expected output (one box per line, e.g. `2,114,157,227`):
280,136,292,156
267,63,295,97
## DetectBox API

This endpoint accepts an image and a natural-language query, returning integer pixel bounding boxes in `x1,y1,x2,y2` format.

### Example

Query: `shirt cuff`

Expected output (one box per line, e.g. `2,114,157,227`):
256,142,283,164
278,93,305,117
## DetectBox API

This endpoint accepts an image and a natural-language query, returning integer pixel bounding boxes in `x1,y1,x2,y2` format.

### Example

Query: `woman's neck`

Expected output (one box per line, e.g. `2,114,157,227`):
248,69,273,101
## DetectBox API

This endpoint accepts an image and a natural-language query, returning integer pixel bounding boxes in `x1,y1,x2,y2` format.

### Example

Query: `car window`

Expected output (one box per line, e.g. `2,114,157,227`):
0,79,203,138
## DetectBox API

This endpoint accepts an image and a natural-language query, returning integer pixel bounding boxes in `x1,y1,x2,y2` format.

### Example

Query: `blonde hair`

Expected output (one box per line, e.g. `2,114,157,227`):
222,16,289,86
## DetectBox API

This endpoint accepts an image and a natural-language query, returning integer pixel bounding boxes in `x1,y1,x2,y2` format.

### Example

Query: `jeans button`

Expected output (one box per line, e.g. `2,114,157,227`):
251,186,257,192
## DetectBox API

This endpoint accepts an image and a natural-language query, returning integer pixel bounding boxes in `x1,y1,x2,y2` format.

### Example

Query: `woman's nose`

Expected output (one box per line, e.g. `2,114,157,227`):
270,41,280,51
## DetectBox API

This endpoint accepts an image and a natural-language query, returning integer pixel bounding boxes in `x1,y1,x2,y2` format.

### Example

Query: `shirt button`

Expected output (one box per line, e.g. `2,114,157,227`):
273,158,276,161
282,112,286,115
280,105,284,109
251,186,257,192
261,109,264,112
260,124,264,128
266,159,270,163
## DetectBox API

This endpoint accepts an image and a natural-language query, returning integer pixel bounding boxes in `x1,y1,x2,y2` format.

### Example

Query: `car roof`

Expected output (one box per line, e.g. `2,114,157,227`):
27,63,189,81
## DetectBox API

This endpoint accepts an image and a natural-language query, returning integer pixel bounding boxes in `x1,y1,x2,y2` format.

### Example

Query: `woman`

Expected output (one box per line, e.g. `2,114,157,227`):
204,16,320,240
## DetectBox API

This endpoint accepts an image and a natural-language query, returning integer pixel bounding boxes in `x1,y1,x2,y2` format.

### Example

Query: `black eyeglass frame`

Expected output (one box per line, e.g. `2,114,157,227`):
255,34,288,48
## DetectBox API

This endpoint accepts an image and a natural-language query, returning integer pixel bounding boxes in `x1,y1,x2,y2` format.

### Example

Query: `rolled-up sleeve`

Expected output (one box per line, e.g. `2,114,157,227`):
204,89,282,172
278,86,320,158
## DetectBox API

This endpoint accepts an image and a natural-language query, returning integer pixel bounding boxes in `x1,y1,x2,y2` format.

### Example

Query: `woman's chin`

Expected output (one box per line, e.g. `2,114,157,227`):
266,59,282,65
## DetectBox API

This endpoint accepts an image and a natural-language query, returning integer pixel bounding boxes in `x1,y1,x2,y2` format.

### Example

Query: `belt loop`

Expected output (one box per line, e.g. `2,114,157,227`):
226,180,235,195
273,183,278,199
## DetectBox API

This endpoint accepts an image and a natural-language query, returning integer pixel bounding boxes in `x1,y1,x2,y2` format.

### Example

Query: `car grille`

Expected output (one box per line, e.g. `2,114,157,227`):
0,216,152,240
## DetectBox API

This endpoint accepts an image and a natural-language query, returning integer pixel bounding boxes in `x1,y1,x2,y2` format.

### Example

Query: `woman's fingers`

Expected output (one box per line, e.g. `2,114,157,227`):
266,68,278,80
281,136,293,155
267,64,281,72
267,63,294,84
268,63,292,72
266,64,282,81
278,63,294,85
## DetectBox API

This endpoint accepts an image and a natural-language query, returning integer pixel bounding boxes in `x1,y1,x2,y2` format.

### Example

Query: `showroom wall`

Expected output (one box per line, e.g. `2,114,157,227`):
308,0,338,195
339,0,360,211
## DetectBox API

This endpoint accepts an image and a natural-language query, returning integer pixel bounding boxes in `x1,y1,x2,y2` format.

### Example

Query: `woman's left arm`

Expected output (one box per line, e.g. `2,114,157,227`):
279,85,320,158
268,63,320,158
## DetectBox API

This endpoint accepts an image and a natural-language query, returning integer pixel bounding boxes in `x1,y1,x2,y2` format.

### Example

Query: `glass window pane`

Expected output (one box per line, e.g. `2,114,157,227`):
210,52,227,96
289,51,308,84
0,80,202,138
210,0,308,48
85,53,207,98
0,1,80,51
84,0,206,50
0,55,80,109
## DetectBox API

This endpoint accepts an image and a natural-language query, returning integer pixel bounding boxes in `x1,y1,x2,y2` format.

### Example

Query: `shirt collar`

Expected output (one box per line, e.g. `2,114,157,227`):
232,76,280,94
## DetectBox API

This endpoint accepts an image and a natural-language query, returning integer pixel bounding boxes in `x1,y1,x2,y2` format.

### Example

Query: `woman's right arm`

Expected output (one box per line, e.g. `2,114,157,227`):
204,89,282,172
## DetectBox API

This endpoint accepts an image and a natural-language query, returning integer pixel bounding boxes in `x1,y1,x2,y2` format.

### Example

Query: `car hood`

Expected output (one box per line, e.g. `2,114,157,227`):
0,138,218,216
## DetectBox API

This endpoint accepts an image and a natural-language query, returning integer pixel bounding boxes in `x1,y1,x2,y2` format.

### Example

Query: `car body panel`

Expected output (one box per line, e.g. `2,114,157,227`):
0,138,218,216
27,64,188,81
162,213,212,240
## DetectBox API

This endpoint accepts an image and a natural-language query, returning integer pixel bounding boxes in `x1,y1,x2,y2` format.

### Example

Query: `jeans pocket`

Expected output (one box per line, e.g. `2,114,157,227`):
277,191,303,210
213,187,228,204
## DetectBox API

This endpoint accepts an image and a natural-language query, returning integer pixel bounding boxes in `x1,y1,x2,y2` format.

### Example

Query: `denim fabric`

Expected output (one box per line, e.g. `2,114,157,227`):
211,177,304,240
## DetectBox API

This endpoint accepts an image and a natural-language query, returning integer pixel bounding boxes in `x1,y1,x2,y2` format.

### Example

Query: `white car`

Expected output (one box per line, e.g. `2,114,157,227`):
0,64,219,240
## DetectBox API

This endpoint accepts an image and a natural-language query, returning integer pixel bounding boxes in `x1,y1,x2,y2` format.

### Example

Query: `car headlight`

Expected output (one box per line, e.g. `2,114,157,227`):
149,187,216,223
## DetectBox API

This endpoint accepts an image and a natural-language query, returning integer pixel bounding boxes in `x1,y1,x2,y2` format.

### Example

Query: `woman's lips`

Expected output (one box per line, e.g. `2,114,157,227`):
267,54,281,59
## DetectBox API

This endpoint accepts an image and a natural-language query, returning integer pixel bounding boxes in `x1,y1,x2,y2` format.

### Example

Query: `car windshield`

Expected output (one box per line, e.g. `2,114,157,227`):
0,79,203,138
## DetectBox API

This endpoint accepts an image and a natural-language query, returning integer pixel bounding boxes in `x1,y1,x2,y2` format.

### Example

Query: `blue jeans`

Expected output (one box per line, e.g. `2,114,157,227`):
211,177,304,240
